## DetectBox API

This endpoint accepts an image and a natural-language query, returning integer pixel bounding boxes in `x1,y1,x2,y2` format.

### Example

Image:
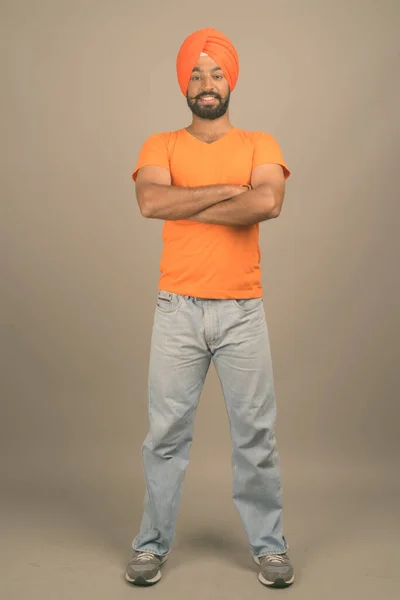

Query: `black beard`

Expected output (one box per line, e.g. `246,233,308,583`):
186,90,230,120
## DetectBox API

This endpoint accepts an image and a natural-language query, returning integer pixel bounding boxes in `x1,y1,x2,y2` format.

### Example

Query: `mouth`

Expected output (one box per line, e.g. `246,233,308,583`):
197,95,219,104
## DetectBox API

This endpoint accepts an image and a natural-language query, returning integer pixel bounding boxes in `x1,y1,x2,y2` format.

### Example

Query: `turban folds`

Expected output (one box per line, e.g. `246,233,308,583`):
176,28,239,96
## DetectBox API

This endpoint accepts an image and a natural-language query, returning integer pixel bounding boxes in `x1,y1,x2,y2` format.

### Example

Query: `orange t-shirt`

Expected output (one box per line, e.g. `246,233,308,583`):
132,127,290,299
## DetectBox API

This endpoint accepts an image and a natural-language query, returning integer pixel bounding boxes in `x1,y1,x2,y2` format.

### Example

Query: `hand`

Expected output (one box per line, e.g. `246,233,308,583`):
230,184,251,198
231,184,252,199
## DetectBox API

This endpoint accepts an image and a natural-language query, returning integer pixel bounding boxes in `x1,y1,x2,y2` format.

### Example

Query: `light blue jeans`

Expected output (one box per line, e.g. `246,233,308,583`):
132,290,288,558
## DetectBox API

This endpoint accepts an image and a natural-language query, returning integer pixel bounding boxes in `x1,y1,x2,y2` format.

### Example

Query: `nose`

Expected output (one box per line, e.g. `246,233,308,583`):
202,75,216,91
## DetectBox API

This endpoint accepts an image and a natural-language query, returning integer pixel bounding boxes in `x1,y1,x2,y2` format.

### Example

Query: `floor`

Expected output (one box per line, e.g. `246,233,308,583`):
2,451,399,600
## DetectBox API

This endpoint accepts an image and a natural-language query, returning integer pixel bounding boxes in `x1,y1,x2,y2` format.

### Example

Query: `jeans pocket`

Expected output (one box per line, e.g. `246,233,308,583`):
156,290,183,313
233,297,263,313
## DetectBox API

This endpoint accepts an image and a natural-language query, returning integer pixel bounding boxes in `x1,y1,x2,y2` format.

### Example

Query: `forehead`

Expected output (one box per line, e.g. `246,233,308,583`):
192,54,222,73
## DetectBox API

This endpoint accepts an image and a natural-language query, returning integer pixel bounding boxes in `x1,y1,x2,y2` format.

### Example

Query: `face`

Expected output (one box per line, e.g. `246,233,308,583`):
186,55,230,120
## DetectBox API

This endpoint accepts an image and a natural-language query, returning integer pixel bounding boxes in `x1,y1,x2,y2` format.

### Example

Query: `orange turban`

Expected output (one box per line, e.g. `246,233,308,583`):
176,27,239,96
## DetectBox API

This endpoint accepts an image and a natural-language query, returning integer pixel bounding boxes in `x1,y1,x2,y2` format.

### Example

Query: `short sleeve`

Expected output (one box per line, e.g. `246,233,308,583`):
132,134,170,182
252,132,291,180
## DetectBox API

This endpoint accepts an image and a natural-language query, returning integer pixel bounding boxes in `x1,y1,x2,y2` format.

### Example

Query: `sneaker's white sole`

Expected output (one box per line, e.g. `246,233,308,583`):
125,571,162,584
253,556,295,587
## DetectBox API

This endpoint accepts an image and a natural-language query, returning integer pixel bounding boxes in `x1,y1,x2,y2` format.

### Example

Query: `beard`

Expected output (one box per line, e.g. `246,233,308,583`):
186,90,230,120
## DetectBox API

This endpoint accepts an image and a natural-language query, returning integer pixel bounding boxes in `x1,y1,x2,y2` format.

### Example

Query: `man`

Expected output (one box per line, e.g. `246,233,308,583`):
125,27,294,589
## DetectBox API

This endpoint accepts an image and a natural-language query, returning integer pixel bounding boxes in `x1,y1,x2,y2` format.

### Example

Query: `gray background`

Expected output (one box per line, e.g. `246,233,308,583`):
1,0,399,598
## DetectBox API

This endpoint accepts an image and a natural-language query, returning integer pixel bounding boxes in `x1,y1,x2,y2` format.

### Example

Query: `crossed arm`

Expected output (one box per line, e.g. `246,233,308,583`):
135,164,286,226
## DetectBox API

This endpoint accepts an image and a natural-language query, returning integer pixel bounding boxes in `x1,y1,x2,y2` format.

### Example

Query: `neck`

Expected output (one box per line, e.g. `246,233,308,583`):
187,112,232,136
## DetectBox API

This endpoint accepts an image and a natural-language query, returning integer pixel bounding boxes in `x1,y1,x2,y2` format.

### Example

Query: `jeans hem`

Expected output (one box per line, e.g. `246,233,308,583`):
253,550,287,557
252,542,289,558
132,543,170,558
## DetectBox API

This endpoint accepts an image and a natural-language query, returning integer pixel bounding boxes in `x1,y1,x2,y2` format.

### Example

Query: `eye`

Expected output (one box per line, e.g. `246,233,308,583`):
191,75,201,81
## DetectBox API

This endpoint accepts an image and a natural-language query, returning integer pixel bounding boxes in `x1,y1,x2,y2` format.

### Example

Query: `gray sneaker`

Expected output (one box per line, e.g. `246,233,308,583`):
125,551,169,586
254,553,294,588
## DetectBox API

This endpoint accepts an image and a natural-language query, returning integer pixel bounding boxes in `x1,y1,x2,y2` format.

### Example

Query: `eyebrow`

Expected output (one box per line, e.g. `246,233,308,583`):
192,66,222,73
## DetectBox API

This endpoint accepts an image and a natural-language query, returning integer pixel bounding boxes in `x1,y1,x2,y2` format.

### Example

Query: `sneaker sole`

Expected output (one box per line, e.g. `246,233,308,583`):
125,554,168,586
125,571,162,586
253,556,295,588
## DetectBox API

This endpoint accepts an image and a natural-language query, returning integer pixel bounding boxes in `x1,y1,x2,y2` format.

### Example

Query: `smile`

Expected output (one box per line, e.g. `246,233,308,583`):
198,96,218,104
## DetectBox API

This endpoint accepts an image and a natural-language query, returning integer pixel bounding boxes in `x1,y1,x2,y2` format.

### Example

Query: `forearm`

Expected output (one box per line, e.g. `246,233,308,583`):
140,183,241,220
189,185,279,226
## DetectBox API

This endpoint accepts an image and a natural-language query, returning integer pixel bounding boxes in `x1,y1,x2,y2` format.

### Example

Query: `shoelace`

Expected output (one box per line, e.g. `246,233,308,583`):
262,554,286,564
135,552,157,562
